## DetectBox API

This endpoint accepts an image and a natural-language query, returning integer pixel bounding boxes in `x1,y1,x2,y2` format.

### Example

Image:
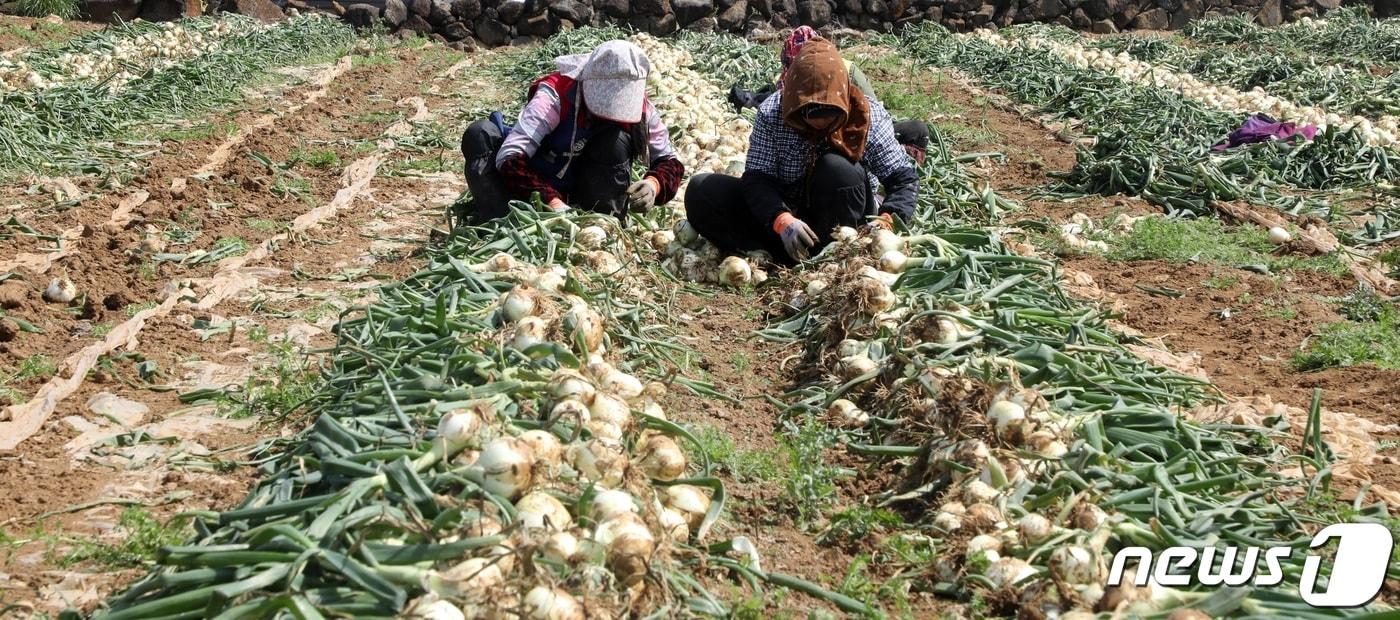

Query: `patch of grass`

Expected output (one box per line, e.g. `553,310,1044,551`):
730,352,750,373
220,341,320,420
54,507,189,569
271,176,314,202
387,154,451,175
818,505,903,546
299,301,342,324
837,555,913,617
0,20,71,46
1109,217,1349,277
1379,247,1400,271
1260,298,1297,321
124,301,158,317
15,0,79,19
1202,272,1239,290
15,354,56,381
246,219,282,232
1337,284,1389,322
780,416,843,523
693,425,782,483
290,148,342,169
1293,304,1400,371
91,323,113,337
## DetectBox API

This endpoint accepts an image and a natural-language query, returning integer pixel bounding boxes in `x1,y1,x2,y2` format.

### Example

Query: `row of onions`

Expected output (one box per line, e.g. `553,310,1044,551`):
99,32,859,619
753,121,1393,617
1184,7,1400,69
894,24,1400,247
979,26,1400,149
0,17,263,92
0,15,355,177
1090,32,1400,120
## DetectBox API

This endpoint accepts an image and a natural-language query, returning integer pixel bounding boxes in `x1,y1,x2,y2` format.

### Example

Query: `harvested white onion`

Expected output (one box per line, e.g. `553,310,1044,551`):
43,277,77,303
516,492,571,531
523,585,584,620
474,437,535,499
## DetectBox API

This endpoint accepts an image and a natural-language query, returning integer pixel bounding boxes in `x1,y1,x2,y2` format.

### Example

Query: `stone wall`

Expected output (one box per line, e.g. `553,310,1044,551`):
78,0,1356,49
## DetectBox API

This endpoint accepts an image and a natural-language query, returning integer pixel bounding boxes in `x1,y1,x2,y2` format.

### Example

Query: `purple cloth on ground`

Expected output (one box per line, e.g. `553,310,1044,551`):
1212,113,1318,152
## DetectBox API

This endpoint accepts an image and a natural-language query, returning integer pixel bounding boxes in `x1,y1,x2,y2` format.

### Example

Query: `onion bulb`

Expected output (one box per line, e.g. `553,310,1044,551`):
871,228,903,254
674,219,699,246
878,249,908,273
542,530,580,563
515,492,571,531
658,506,690,541
837,339,867,358
833,226,858,243
838,354,878,380
987,399,1026,438
576,225,608,249
518,430,563,470
567,438,628,487
44,277,77,303
805,279,829,296
523,585,584,620
1072,503,1108,531
500,286,538,322
424,557,503,598
588,391,632,429
547,369,596,404
964,502,1004,532
529,266,566,293
590,489,637,523
1051,545,1099,584
550,398,590,426
718,256,752,287
1267,226,1292,245
637,433,687,480
511,317,549,351
434,406,484,456
1018,513,1053,544
985,557,1037,589
664,484,711,530
827,399,869,428
561,302,605,352
406,596,465,620
474,437,535,499
599,369,644,401
933,510,962,532
855,277,897,312
595,513,654,585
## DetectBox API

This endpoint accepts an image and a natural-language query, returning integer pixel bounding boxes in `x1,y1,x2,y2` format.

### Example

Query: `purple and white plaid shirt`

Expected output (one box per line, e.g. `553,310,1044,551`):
744,92,914,211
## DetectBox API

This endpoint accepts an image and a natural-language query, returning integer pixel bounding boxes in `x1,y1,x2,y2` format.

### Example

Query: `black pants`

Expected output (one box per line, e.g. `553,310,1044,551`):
685,153,872,265
460,120,634,223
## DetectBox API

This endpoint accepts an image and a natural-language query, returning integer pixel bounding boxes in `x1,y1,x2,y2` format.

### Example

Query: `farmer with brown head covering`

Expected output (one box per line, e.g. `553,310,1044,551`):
459,40,685,224
686,39,919,264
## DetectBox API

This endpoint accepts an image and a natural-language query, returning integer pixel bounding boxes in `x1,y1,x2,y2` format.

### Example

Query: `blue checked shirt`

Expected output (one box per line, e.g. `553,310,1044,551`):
742,92,919,227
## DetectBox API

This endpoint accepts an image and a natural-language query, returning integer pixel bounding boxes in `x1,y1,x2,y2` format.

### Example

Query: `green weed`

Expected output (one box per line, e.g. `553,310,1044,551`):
91,323,113,337
212,236,250,256
730,352,751,373
220,342,320,420
1202,273,1239,290
0,21,71,46
14,354,56,381
1294,304,1400,371
818,505,903,546
54,508,188,569
1110,217,1348,276
125,301,158,317
246,219,282,232
780,416,843,523
290,148,341,169
15,0,79,19
692,426,782,483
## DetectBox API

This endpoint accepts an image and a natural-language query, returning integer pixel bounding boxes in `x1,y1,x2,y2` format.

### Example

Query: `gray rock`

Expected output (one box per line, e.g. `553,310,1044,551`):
1314,0,1339,9
1115,3,1139,27
498,0,526,23
796,0,831,26
866,0,889,20
442,20,472,39
718,0,747,30
402,13,434,33
946,0,980,11
511,35,538,46
1082,0,1123,19
384,0,408,25
1255,0,1281,25
1089,17,1116,32
923,5,942,22
1070,6,1089,26
1020,0,1066,22
138,0,192,21
476,14,512,45
674,0,715,24
840,0,862,14
410,0,430,17
518,11,554,35
452,0,481,19
84,0,143,23
688,15,719,30
749,0,773,17
343,2,380,27
550,0,593,24
429,0,453,25
596,0,630,18
634,0,669,14
1130,6,1168,29
1155,0,1181,12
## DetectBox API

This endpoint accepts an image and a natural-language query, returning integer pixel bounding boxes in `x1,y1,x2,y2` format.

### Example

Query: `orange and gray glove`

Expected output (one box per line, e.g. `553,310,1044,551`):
547,197,571,212
869,213,895,231
774,212,818,261
627,178,659,212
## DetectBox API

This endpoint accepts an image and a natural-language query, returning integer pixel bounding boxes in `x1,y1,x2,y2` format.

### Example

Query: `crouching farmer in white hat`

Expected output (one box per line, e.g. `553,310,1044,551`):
460,40,685,223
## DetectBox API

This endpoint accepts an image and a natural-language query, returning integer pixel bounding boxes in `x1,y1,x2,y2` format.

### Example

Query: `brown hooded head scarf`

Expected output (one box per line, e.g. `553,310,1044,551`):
779,39,871,162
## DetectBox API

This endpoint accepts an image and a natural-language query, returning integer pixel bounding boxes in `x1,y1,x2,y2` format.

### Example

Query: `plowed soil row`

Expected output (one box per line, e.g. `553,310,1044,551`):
0,42,493,615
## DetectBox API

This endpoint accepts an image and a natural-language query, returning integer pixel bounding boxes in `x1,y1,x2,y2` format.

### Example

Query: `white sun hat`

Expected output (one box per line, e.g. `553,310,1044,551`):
556,40,652,123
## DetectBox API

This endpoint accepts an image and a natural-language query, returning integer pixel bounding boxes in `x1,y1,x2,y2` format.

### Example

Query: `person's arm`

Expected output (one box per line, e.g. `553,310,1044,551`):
863,99,919,222
495,85,566,208
642,101,685,205
740,104,789,228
